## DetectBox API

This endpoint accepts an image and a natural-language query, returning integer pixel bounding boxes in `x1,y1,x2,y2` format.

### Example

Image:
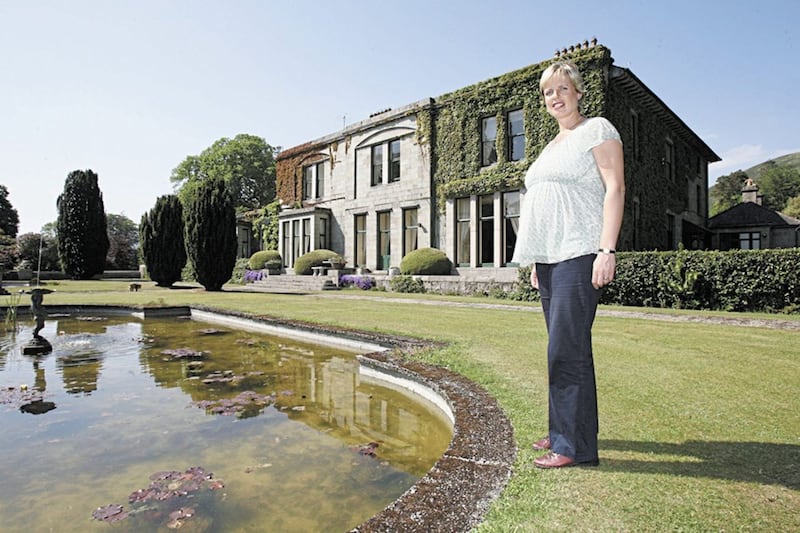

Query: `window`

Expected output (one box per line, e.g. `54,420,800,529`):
696,184,703,215
666,213,675,249
403,207,419,256
378,211,391,270
315,162,325,199
389,140,401,182
456,198,471,266
503,191,520,265
739,232,761,250
371,145,383,186
318,217,328,250
282,221,290,266
630,109,640,161
302,166,313,200
664,139,675,182
292,219,301,264
302,218,311,255
479,194,494,266
481,116,497,166
354,214,367,267
507,110,525,162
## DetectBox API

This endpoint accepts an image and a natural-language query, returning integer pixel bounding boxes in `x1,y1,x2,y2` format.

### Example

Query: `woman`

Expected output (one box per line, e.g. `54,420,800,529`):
512,60,625,468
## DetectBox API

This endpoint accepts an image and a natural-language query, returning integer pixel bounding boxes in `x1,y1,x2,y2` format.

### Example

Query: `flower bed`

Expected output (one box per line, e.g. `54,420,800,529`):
339,274,375,290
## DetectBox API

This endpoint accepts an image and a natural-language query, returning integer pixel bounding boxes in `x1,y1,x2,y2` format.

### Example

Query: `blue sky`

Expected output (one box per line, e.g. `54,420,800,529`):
2,0,798,234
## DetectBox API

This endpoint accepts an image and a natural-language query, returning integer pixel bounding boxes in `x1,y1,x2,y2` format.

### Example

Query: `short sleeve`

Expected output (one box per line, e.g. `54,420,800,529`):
584,117,621,151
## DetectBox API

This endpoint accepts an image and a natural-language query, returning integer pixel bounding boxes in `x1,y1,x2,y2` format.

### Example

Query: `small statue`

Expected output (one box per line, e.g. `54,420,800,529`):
30,288,54,338
22,288,54,355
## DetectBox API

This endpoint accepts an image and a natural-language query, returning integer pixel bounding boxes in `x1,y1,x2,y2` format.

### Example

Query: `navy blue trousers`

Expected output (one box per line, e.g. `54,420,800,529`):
536,254,600,463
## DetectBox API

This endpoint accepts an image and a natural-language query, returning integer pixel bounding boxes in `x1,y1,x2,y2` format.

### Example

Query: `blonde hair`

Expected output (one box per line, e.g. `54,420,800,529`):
539,61,585,95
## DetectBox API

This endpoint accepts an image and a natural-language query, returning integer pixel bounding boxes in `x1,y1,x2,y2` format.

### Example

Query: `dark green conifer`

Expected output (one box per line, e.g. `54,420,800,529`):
184,177,237,291
56,169,109,279
140,195,186,287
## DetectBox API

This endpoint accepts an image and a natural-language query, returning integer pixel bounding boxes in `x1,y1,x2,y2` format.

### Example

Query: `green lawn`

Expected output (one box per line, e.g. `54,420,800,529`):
8,280,799,531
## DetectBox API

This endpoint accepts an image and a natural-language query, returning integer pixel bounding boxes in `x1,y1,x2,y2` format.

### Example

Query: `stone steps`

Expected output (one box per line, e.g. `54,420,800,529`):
250,274,339,292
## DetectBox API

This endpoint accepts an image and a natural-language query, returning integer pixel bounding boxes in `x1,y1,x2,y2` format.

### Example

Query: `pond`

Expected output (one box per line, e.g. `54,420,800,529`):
0,312,453,532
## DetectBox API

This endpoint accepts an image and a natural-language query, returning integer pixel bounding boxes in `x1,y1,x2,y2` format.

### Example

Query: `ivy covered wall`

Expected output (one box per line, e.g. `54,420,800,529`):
431,45,614,201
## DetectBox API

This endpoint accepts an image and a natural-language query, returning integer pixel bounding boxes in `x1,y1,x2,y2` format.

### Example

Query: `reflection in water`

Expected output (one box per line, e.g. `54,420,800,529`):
0,314,452,532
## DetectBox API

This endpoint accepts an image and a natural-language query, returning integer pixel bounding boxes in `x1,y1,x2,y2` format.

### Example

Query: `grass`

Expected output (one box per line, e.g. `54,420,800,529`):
8,280,799,531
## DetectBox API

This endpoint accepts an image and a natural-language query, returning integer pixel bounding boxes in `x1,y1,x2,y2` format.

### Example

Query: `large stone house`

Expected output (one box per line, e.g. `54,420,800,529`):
274,41,720,275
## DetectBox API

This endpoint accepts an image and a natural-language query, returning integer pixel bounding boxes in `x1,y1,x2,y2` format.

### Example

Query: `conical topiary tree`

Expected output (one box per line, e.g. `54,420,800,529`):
140,195,186,287
184,177,237,291
56,169,109,279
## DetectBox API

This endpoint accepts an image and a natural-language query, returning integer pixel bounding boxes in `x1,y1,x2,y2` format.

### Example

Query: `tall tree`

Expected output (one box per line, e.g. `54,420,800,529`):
170,134,277,210
757,164,800,212
0,185,20,238
56,169,109,279
184,177,237,291
106,213,139,270
140,195,186,287
709,170,749,216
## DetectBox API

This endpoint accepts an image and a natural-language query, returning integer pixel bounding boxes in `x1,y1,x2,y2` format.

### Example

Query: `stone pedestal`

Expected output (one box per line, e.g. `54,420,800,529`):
23,336,52,356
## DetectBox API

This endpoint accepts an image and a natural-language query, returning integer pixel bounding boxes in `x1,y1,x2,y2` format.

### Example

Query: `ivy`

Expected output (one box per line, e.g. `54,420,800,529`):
432,46,613,201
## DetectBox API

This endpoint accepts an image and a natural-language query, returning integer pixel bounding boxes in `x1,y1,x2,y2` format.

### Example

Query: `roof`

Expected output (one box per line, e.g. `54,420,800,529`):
708,201,800,229
610,67,721,163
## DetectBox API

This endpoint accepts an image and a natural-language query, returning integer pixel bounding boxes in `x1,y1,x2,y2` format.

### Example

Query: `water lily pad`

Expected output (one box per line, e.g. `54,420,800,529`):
92,503,128,523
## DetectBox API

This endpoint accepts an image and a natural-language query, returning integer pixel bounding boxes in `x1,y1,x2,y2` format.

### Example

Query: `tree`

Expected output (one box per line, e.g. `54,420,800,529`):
140,195,186,287
757,164,800,212
709,170,748,216
0,185,20,238
16,232,60,271
106,213,139,270
56,169,110,279
184,177,237,291
170,134,277,210
783,195,800,219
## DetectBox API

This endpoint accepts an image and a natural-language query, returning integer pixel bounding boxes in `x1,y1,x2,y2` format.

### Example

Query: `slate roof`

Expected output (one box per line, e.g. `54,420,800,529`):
708,201,800,229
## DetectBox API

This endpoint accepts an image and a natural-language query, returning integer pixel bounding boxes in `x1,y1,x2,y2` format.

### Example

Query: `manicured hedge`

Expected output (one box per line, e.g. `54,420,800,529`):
248,250,282,270
293,249,343,276
511,249,800,313
400,247,453,275
603,248,800,313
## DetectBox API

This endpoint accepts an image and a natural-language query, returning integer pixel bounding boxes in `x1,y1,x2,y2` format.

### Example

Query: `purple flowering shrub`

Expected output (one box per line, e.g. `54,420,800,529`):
339,274,375,290
243,269,266,283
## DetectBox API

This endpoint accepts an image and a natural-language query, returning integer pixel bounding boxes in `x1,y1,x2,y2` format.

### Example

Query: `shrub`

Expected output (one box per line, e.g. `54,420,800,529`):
248,250,282,270
390,275,426,293
140,195,185,287
340,274,375,290
229,258,250,284
56,169,109,279
184,177,237,291
293,249,342,276
600,248,800,313
400,247,453,275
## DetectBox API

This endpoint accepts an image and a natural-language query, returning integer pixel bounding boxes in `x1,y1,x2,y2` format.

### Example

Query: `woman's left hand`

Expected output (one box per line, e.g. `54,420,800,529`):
592,253,616,289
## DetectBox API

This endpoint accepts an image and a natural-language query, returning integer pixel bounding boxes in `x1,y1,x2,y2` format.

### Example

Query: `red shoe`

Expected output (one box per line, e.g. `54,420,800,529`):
532,436,551,450
534,452,575,469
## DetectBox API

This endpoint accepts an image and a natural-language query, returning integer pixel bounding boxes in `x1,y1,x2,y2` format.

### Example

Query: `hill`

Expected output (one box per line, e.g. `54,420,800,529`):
744,151,800,180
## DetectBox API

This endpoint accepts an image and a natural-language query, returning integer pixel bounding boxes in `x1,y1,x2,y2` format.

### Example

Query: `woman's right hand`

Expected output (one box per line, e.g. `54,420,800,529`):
530,266,539,289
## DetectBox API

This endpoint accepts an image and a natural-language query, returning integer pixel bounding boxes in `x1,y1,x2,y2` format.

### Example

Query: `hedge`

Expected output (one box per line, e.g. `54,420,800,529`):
293,249,343,276
510,249,800,314
400,247,453,275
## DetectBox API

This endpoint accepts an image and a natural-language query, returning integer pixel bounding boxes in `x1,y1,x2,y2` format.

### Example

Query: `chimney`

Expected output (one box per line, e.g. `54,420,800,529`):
741,178,762,205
